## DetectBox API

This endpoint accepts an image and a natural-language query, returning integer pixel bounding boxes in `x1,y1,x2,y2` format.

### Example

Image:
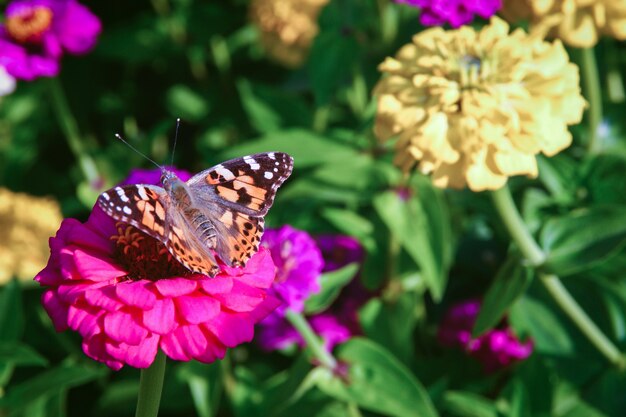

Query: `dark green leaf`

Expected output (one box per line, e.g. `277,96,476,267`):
177,362,222,417
237,80,282,133
442,391,498,417
473,257,533,337
0,280,23,343
314,338,438,417
540,206,626,275
0,364,107,412
320,208,374,239
308,31,360,105
237,80,312,133
359,294,420,365
305,263,359,314
165,85,210,122
509,296,574,355
218,129,359,169
373,191,444,301
0,343,48,367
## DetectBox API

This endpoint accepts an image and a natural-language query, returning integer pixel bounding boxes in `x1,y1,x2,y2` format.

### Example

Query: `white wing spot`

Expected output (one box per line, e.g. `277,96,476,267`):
215,166,235,180
268,152,276,159
116,206,122,211
244,156,260,170
123,206,132,215
102,193,110,201
264,171,273,179
116,187,130,203
137,186,148,200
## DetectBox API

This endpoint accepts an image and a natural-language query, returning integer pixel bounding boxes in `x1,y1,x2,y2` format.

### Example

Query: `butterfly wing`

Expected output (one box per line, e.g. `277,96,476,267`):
97,184,220,276
187,152,293,267
98,185,169,242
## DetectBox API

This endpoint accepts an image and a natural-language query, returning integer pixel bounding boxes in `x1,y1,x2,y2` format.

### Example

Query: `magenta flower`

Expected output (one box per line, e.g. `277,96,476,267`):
258,313,351,352
119,166,192,186
438,299,533,373
316,234,364,273
258,234,368,352
0,0,101,80
260,225,324,316
34,205,279,370
396,0,501,28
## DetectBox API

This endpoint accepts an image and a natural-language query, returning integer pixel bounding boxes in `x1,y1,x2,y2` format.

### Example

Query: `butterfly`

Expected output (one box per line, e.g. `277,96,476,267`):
97,152,293,277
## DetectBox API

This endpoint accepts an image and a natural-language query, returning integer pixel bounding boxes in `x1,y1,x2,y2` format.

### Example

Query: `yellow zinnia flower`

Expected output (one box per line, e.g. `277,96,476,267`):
501,0,626,47
249,0,329,68
0,188,62,284
373,17,586,191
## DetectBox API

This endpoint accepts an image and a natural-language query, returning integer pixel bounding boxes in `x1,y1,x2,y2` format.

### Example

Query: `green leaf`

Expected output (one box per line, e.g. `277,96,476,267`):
305,263,359,314
373,191,445,301
218,129,359,169
0,343,48,367
0,364,107,412
358,294,420,365
0,280,23,343
509,296,574,356
321,208,374,239
236,80,312,133
308,31,360,105
473,257,533,337
540,206,626,276
442,391,498,417
236,80,282,133
314,338,438,417
177,362,222,417
165,85,210,122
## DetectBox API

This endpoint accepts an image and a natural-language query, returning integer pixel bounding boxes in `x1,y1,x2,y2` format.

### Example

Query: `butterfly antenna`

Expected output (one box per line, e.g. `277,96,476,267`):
170,118,180,167
115,133,162,170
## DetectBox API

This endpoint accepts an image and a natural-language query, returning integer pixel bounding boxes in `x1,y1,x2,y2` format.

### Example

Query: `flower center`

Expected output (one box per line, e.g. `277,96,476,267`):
6,6,54,44
111,224,191,281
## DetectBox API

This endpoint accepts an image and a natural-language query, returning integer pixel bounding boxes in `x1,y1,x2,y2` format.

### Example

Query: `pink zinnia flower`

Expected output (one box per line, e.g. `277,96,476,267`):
258,233,369,352
35,205,279,370
0,0,101,80
438,299,533,373
260,225,324,316
396,0,501,28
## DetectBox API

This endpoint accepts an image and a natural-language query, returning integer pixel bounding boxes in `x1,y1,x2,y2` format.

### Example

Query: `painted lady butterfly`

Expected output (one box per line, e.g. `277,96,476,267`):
98,152,293,277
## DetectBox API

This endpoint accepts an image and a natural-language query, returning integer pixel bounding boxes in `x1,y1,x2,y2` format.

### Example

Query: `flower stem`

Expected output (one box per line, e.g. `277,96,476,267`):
490,186,624,369
285,309,337,369
580,47,603,154
135,350,167,417
48,78,100,187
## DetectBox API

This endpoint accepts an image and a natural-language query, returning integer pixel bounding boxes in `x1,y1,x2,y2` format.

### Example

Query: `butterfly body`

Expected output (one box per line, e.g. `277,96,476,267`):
98,152,293,277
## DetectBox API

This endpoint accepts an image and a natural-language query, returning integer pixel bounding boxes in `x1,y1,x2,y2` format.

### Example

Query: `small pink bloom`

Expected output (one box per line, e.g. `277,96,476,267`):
438,299,533,373
35,205,279,370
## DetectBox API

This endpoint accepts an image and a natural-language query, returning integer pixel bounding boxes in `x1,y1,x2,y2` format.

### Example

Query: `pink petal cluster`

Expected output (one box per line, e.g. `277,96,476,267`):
396,0,501,28
0,0,101,80
260,225,324,316
35,205,279,370
258,233,369,352
438,299,533,373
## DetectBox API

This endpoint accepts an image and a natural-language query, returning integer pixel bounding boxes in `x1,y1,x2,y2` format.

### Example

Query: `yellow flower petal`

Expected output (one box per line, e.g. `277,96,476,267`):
373,17,585,191
502,0,626,47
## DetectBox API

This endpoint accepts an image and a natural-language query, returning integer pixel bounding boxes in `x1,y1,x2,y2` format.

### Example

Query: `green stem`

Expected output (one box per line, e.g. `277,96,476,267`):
135,351,167,417
285,309,337,370
48,78,100,187
491,186,624,369
580,47,603,154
